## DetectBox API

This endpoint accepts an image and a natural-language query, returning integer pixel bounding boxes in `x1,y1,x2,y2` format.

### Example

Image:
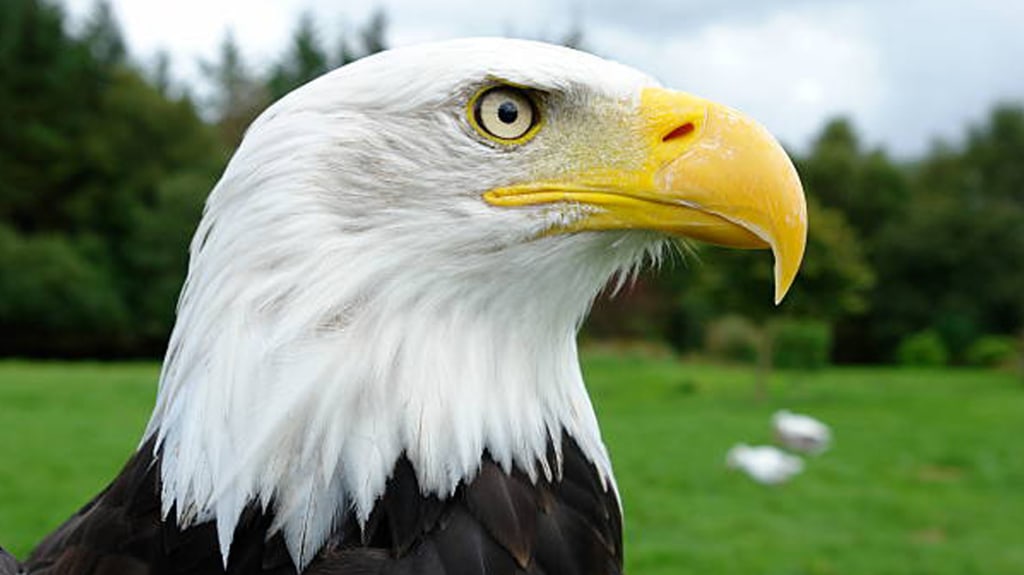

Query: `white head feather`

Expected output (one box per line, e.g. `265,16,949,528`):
144,38,666,568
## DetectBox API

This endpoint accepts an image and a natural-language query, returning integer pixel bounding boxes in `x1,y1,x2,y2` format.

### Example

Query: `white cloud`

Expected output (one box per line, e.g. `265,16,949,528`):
858,0,1024,154
591,4,885,151
63,0,297,80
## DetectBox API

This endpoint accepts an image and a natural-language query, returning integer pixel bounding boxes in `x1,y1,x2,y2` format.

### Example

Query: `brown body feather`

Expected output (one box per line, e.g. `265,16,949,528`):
0,546,19,575
22,433,621,575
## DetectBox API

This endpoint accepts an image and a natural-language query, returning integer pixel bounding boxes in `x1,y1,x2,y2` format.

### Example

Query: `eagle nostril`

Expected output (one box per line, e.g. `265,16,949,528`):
662,122,695,142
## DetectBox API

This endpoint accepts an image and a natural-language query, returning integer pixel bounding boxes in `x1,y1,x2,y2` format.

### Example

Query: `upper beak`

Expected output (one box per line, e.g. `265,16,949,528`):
485,88,808,304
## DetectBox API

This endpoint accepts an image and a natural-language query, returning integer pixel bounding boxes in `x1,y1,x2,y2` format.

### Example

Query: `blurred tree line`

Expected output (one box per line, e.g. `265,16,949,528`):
0,0,387,356
1,0,1022,365
591,112,1024,367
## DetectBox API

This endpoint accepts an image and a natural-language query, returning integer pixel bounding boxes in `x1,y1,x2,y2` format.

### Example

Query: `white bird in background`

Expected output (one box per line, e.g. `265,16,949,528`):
726,444,805,485
773,409,832,454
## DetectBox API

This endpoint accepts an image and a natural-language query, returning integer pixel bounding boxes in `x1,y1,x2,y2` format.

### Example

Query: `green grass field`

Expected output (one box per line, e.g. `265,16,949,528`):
1,355,1022,573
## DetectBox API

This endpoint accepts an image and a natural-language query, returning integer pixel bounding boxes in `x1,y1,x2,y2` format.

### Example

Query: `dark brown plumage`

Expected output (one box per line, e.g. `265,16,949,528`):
0,546,19,575
21,433,621,575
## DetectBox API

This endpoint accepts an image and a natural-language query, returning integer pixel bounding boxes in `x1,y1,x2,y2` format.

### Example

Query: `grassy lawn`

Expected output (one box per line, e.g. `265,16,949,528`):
1,355,1022,573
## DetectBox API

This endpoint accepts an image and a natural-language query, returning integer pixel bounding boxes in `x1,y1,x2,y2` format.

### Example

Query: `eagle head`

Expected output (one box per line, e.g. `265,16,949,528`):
146,38,807,567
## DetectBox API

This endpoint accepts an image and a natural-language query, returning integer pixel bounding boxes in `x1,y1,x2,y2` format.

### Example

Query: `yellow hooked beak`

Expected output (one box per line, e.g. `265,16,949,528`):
484,88,808,304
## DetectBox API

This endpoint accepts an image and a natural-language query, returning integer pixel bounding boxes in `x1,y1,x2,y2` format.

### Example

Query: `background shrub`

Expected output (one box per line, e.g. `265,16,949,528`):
771,319,832,370
704,315,761,364
965,335,1018,367
897,330,950,366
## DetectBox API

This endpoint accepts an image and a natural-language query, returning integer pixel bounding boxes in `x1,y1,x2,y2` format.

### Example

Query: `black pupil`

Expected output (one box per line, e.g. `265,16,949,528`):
497,101,519,124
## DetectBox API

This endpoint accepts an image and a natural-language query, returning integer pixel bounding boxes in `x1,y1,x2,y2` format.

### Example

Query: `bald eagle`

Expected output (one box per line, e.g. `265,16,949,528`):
6,38,806,575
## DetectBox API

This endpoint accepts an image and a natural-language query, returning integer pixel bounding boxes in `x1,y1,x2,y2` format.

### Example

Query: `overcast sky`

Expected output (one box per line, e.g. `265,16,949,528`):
62,0,1024,157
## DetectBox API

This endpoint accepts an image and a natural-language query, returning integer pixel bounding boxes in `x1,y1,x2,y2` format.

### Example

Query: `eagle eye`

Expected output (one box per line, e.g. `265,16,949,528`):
469,86,541,144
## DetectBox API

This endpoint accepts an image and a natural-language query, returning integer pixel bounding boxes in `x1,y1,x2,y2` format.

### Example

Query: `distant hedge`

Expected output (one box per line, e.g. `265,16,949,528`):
897,331,950,367
772,319,832,370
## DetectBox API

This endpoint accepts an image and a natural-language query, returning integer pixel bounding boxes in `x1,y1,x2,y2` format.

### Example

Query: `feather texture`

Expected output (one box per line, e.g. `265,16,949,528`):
25,433,621,575
140,38,658,566
0,546,19,575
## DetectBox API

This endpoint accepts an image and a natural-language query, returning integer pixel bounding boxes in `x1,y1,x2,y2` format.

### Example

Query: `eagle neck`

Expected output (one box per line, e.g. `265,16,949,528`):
144,235,622,568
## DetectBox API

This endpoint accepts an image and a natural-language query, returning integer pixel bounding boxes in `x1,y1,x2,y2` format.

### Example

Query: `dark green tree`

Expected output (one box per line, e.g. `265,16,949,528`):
0,0,107,232
148,50,173,97
268,13,331,100
355,9,388,57
792,119,911,361
0,0,222,356
799,118,910,243
81,0,125,67
201,31,266,147
335,9,390,66
0,226,127,355
869,105,1024,361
